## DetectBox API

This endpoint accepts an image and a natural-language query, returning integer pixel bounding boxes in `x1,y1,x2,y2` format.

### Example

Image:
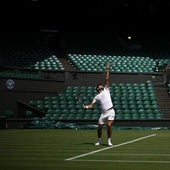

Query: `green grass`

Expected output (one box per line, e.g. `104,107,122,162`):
0,129,170,170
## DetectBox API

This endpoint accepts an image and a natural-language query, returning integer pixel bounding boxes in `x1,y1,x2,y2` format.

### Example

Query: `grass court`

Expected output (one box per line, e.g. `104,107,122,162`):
0,129,170,170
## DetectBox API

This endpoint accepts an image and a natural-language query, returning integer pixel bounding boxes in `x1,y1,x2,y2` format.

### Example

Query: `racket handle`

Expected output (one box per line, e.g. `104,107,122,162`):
83,105,89,109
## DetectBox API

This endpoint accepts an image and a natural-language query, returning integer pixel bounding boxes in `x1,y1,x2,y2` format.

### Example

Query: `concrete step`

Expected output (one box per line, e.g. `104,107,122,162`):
59,58,74,71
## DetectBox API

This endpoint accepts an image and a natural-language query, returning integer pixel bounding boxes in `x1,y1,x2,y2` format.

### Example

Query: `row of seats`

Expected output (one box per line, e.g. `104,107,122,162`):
0,49,64,71
154,58,170,67
28,81,163,120
33,55,64,70
0,49,169,72
68,54,156,73
0,71,43,79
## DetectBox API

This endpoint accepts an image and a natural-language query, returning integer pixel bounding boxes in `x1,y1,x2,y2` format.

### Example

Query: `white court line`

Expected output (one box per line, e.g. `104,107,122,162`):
65,133,156,161
72,159,170,164
97,153,170,156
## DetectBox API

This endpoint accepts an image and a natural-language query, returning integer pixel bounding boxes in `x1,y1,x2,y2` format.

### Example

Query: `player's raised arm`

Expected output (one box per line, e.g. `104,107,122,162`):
105,63,111,87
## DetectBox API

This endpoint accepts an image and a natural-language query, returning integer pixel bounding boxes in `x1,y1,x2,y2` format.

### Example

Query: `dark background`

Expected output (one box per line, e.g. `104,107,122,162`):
0,0,169,32
0,0,170,54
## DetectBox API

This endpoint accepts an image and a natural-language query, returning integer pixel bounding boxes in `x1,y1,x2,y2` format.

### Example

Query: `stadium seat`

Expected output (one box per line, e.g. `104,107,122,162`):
4,110,14,118
25,110,33,117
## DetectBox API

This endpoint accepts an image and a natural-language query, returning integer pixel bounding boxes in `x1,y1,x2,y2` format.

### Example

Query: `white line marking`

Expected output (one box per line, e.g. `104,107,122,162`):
65,133,156,161
97,153,170,156
72,159,170,164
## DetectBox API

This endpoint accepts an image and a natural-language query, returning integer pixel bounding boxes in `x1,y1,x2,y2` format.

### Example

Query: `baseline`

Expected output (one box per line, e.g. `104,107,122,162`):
65,133,156,161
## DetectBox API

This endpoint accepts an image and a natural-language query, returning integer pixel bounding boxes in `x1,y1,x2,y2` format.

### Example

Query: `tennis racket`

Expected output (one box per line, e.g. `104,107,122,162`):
76,92,85,105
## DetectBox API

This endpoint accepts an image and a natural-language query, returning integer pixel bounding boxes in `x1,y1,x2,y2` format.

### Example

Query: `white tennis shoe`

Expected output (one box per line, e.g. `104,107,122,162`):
108,141,113,146
94,141,101,146
108,138,113,146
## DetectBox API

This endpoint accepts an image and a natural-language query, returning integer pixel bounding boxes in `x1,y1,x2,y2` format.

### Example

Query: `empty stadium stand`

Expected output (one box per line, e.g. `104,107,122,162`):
0,29,170,129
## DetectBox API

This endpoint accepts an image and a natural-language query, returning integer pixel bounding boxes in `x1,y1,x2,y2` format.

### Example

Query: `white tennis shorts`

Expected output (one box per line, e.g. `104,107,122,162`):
98,109,116,125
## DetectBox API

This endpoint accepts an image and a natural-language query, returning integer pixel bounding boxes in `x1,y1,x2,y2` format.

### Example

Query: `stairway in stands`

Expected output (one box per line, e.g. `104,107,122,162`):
59,58,74,71
154,85,170,119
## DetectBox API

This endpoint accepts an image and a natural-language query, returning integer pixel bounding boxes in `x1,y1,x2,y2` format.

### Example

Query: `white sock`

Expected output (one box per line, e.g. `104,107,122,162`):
108,138,111,143
98,138,102,143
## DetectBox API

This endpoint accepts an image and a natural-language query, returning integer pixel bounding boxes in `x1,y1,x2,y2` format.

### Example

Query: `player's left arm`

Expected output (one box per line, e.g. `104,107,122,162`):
105,63,111,87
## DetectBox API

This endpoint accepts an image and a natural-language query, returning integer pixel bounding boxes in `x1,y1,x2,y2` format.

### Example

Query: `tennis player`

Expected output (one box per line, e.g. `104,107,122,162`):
83,63,115,146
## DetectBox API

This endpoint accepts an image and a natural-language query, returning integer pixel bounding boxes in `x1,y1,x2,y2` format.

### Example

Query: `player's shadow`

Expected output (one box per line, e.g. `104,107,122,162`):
83,143,108,146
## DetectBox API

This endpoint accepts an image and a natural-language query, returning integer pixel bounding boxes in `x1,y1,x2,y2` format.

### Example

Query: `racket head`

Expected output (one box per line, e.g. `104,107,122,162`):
76,92,85,104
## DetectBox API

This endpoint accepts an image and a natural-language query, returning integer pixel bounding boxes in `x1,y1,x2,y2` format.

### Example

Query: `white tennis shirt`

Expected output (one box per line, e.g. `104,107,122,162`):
92,86,113,112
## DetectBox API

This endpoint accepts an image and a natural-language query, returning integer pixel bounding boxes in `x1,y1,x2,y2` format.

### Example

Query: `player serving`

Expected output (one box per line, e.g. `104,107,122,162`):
83,63,116,146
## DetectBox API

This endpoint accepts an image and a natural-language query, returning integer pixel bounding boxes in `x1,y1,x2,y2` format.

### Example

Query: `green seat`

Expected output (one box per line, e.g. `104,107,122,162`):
156,114,163,119
29,117,41,128
67,114,76,120
116,114,123,120
75,114,84,120
25,110,33,117
153,109,161,114
46,109,55,114
91,115,99,120
129,104,137,110
44,96,52,101
123,114,131,120
44,113,53,120
44,104,52,110
44,100,52,105
36,104,44,110
4,110,14,118
62,109,69,114
131,109,138,114
146,109,153,114
67,103,75,109
152,104,159,109
60,104,67,109
51,114,59,120
114,104,121,110
147,114,155,119
77,109,85,115
29,100,37,107
123,109,131,114
137,104,144,110
70,109,77,114
138,109,145,114
140,113,147,119
132,113,140,120
83,115,91,120
144,104,152,110
58,114,67,120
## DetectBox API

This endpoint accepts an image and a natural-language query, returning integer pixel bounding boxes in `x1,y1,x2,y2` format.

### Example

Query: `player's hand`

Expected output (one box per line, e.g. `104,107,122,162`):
106,63,111,69
82,104,88,109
